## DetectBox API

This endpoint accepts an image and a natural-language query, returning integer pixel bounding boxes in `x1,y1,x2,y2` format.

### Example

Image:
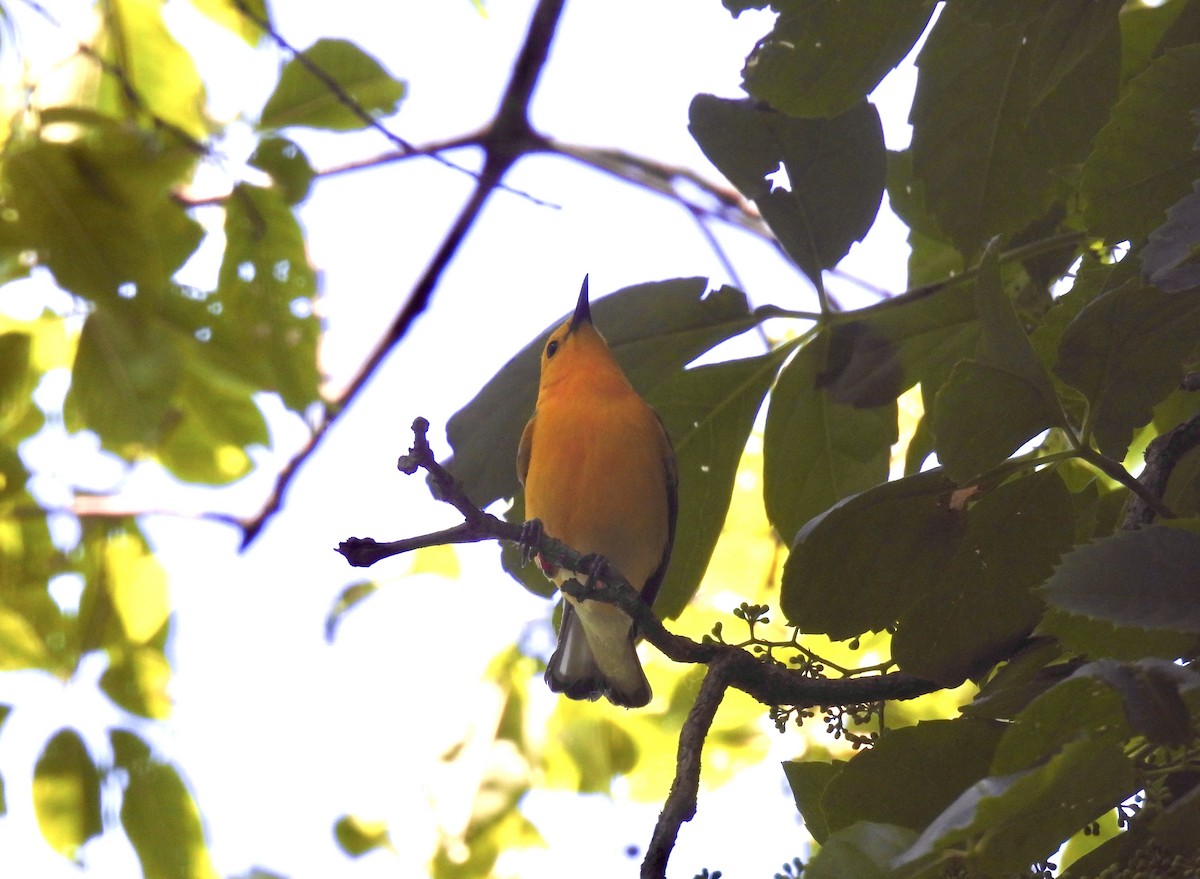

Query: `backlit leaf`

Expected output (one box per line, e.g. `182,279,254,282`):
112,730,218,879
33,728,102,862
260,39,405,131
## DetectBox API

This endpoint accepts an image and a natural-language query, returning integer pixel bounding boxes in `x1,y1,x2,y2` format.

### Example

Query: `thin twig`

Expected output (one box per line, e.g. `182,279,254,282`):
226,0,548,207
240,0,569,547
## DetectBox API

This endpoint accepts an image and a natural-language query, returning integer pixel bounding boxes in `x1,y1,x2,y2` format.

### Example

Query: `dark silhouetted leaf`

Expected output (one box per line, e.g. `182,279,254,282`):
803,821,917,879
782,759,843,844
649,344,796,618
892,468,1075,685
1080,44,1200,243
782,469,960,638
822,719,1003,834
893,738,1136,876
742,0,935,118
763,333,896,545
1143,180,1200,292
1042,523,1200,632
260,38,405,131
1055,281,1200,459
821,282,978,408
689,95,885,292
912,0,1121,255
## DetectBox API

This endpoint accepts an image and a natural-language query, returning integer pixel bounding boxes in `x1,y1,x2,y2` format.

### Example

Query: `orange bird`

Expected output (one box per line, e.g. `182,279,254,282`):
517,277,678,708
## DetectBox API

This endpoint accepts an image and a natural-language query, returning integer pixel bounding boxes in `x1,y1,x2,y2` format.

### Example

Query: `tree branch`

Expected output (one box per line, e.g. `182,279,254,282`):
642,653,732,879
1123,411,1200,529
239,0,568,547
337,416,945,876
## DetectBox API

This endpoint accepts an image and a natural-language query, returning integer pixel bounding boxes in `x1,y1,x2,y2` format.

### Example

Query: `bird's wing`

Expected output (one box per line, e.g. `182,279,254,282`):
516,413,535,487
639,413,678,613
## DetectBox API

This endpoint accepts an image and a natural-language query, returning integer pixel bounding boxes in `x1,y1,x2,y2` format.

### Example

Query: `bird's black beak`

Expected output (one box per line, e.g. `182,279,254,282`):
568,275,592,332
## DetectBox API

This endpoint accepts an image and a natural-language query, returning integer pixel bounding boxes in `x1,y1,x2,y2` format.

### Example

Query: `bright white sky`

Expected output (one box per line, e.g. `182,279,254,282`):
0,1,917,876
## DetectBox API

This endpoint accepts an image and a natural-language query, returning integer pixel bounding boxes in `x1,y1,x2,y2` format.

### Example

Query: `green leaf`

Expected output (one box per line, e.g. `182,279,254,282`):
763,333,896,545
157,347,269,484
930,244,1063,482
1142,180,1200,293
185,0,268,45
782,759,843,845
33,728,102,862
444,279,757,511
324,580,379,642
892,469,1075,685
101,646,173,719
1055,281,1200,459
962,637,1065,720
932,362,1058,483
893,738,1136,876
802,821,917,879
1038,606,1198,664
822,719,1003,834
990,674,1129,775
213,183,321,412
1083,658,1198,748
95,0,211,140
0,117,203,301
1080,45,1200,243
819,282,978,408
782,469,961,639
1042,523,1200,633
911,0,1121,255
0,605,51,670
260,38,405,131
741,0,936,118
64,305,183,457
689,95,885,292
334,815,392,857
249,135,315,205
0,331,41,442
1117,0,1191,84
112,730,218,879
649,345,796,619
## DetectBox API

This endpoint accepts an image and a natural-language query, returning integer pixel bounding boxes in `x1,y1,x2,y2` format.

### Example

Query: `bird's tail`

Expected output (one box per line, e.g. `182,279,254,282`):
545,602,651,708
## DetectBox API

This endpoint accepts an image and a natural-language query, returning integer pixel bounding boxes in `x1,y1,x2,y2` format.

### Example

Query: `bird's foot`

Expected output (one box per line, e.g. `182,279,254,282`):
519,518,545,567
577,552,610,599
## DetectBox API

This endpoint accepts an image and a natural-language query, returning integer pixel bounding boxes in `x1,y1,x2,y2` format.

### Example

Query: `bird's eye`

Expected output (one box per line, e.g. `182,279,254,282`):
546,339,560,358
